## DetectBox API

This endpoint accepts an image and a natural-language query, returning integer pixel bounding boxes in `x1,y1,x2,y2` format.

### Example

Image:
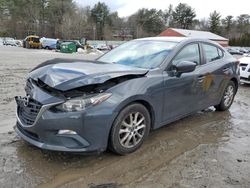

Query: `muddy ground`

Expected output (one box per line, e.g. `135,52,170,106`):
0,46,249,188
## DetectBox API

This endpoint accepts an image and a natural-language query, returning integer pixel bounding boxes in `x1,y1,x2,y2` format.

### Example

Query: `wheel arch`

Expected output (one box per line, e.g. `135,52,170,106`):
113,97,156,130
108,99,154,155
230,77,238,92
132,100,155,130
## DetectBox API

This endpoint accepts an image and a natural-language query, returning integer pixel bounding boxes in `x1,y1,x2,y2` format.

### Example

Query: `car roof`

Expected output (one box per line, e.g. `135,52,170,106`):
136,36,187,42
27,35,39,38
135,36,224,49
4,37,14,40
135,36,215,43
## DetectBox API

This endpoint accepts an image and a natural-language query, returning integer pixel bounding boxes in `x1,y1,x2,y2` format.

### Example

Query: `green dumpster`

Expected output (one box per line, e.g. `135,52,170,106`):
60,42,76,53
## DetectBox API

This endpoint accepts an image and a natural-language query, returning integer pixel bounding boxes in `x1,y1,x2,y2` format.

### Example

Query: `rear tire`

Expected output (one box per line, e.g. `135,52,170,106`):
215,81,236,111
109,103,151,155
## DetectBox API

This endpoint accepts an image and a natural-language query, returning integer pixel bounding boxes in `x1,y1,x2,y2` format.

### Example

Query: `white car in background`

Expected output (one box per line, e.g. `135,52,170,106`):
239,54,250,84
40,37,58,49
3,37,17,46
0,38,4,45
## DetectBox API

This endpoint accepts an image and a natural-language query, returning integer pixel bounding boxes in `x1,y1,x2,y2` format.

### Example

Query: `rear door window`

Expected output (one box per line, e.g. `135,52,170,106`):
203,44,223,63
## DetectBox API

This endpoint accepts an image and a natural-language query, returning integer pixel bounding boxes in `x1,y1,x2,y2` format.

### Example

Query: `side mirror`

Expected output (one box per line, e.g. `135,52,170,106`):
173,61,197,74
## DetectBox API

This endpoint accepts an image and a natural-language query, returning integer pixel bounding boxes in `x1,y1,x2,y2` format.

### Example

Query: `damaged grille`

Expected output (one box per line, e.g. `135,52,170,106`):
16,96,42,126
25,79,33,95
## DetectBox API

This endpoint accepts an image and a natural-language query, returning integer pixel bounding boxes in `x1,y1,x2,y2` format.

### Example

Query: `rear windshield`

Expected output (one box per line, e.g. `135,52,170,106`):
32,37,40,43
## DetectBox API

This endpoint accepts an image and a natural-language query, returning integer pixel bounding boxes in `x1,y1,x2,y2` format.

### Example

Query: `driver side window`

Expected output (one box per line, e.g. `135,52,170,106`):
172,43,200,65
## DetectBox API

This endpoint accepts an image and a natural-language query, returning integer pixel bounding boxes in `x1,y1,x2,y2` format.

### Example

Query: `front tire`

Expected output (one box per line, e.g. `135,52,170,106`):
215,81,236,111
109,103,151,155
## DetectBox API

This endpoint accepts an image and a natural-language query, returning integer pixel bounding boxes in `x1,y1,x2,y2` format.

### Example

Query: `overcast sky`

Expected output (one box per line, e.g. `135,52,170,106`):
75,0,249,19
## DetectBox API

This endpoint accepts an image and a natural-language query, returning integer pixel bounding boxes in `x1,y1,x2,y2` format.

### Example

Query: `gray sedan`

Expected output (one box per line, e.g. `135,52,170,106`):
15,37,240,155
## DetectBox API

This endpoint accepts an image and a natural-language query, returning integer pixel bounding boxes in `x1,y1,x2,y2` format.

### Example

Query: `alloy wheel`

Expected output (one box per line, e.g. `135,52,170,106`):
118,112,146,148
223,85,234,107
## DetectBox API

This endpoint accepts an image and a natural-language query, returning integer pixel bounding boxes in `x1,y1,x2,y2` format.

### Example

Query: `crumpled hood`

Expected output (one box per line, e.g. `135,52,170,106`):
29,60,148,91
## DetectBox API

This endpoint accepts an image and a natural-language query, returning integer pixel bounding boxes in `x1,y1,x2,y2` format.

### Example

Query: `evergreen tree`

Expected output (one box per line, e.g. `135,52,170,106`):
91,2,110,40
209,11,221,34
172,3,196,29
222,15,233,37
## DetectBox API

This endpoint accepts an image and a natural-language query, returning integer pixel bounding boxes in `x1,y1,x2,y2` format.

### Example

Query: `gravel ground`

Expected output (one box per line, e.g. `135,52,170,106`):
0,46,250,188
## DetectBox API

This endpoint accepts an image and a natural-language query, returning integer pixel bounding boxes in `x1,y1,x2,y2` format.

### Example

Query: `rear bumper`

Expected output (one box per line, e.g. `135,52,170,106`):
240,75,250,84
29,43,42,47
240,78,250,84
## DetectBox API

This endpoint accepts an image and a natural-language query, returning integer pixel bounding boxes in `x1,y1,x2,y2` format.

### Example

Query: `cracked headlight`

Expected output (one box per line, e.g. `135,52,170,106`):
55,93,112,112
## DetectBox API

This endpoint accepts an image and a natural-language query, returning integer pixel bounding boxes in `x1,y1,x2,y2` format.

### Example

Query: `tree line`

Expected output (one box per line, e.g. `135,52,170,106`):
0,0,249,46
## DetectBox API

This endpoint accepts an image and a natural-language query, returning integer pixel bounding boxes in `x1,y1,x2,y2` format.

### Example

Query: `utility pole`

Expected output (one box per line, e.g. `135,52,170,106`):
93,26,96,40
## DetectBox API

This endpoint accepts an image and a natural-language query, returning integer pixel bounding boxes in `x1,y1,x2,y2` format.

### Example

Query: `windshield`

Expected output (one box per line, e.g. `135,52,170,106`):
98,40,177,69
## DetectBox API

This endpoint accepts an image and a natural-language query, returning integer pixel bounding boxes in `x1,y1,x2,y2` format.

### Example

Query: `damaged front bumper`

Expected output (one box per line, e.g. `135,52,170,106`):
15,123,91,152
15,81,116,153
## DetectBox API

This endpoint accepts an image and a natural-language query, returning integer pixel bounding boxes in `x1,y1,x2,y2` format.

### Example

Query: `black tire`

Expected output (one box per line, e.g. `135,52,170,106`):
109,103,151,155
215,81,236,111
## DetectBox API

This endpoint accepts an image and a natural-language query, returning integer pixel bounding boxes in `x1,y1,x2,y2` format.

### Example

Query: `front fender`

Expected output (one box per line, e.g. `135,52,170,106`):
112,94,156,129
